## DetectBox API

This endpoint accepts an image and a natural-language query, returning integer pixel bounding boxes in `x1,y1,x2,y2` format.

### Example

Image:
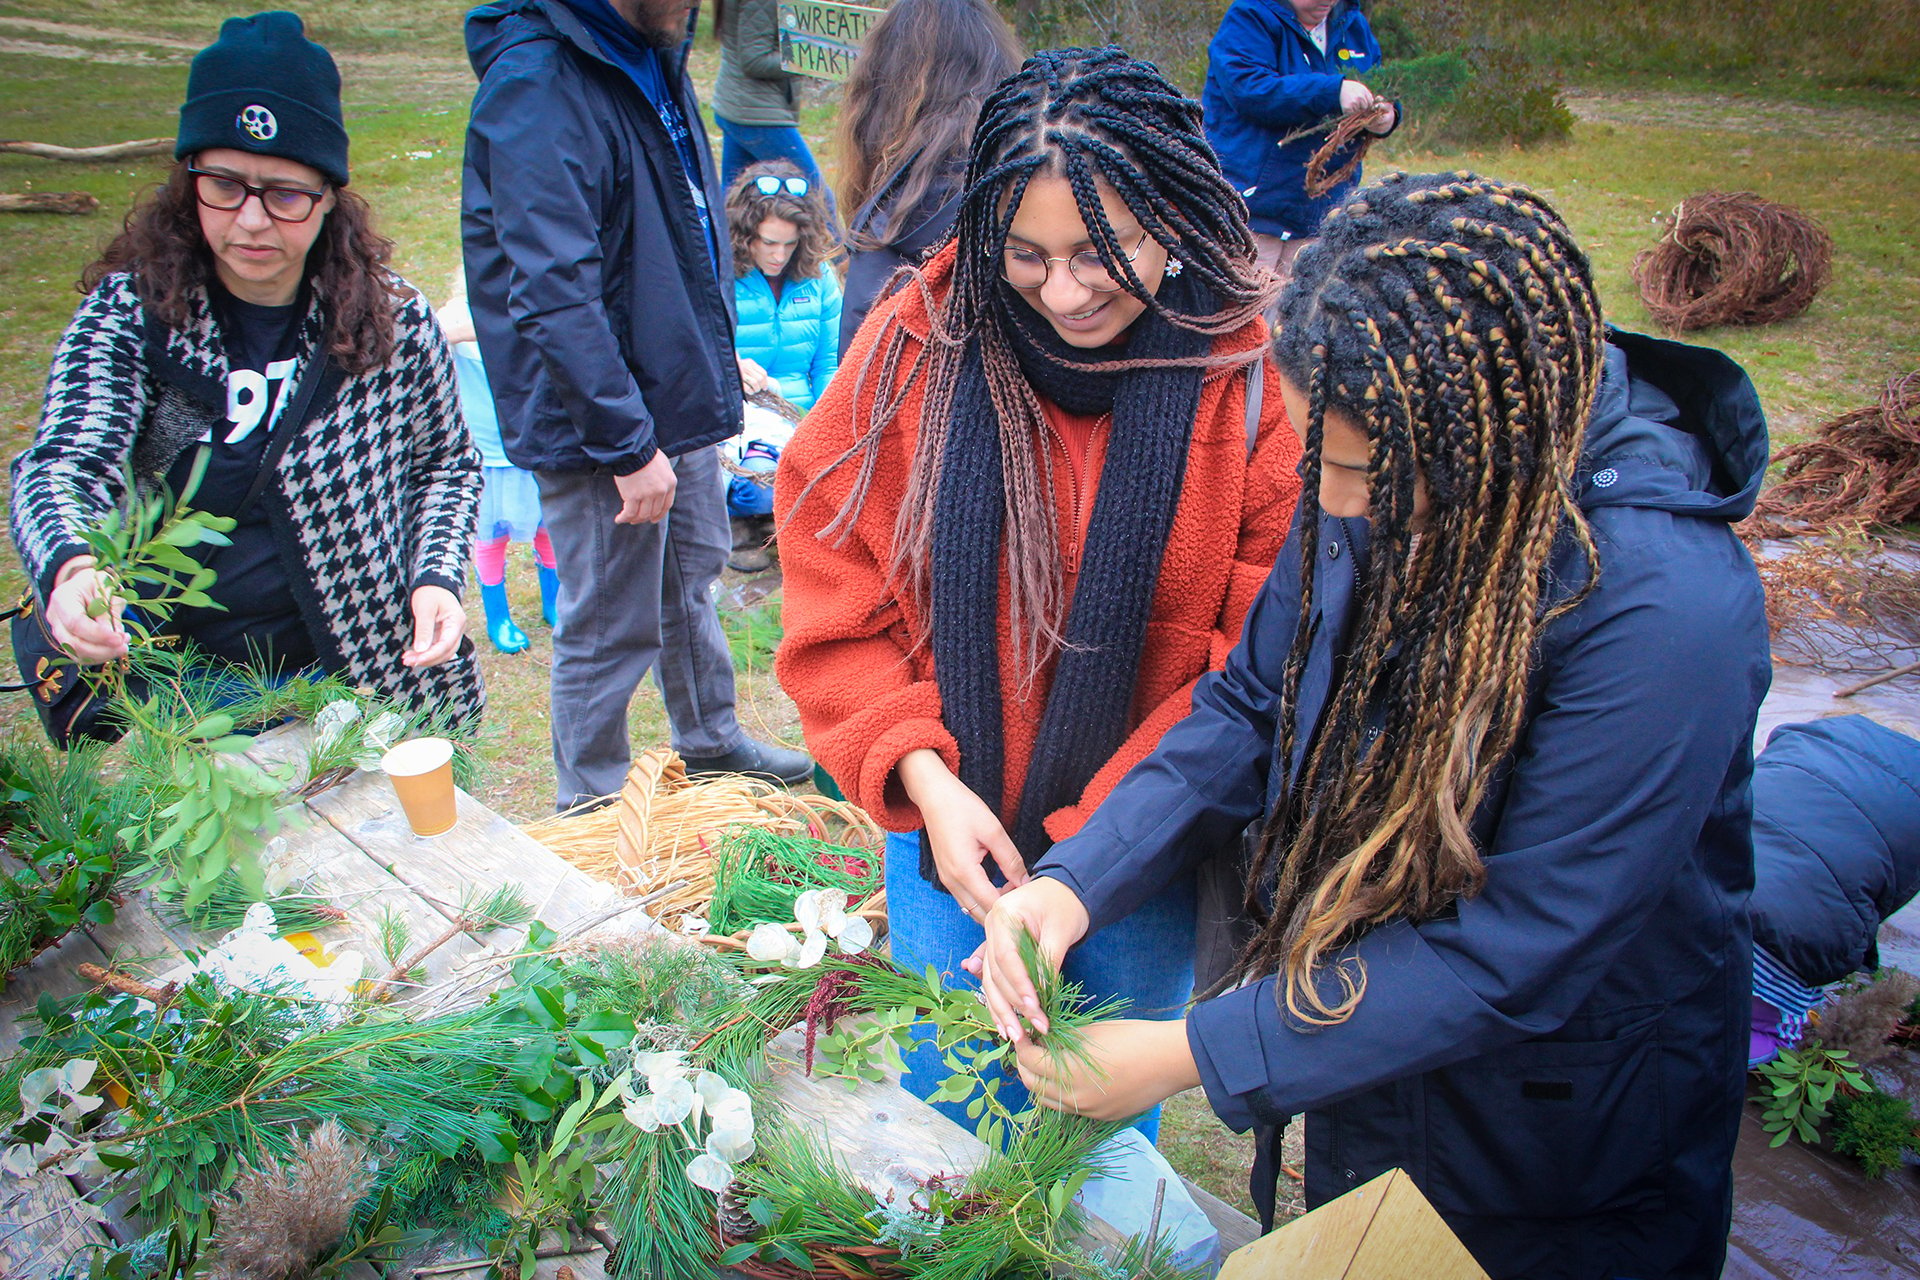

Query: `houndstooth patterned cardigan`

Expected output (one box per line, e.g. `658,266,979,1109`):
10,272,485,724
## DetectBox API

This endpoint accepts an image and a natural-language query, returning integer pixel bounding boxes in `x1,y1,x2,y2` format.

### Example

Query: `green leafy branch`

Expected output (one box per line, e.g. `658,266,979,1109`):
73,449,235,653
1753,1043,1870,1146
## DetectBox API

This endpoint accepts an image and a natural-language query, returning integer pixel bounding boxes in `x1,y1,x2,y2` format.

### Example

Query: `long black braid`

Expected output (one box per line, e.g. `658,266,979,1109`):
1247,171,1608,1025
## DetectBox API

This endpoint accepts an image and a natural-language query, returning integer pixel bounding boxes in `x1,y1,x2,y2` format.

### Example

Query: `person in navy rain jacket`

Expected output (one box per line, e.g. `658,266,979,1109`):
1202,0,1397,291
974,172,1772,1280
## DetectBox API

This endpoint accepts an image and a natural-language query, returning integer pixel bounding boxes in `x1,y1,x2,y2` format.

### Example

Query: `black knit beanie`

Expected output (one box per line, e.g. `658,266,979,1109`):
175,12,349,186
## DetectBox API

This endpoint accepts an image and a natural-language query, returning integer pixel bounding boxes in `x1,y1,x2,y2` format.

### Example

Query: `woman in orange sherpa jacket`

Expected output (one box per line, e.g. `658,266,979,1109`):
773,48,1301,1139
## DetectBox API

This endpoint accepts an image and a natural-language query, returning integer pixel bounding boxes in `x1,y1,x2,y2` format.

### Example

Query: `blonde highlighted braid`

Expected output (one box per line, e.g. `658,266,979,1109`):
1252,171,1607,1025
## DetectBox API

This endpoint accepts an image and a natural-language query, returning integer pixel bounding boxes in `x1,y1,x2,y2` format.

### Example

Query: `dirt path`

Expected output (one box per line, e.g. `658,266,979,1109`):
1564,86,1920,150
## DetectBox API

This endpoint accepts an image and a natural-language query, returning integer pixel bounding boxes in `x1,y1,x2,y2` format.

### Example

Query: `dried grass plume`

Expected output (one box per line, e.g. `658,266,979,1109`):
1811,969,1920,1067
206,1119,373,1280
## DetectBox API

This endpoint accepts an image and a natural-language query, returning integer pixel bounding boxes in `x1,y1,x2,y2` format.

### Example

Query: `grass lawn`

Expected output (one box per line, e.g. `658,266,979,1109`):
1,0,1917,1223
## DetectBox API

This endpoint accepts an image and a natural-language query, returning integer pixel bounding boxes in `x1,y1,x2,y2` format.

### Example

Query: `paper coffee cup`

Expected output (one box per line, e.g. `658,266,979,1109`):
380,737,457,837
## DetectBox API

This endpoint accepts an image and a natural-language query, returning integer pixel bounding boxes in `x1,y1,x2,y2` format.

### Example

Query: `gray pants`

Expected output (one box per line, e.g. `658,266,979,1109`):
536,446,742,809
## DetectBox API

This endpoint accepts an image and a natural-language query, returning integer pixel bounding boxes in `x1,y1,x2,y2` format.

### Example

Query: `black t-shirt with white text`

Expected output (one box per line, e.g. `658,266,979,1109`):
160,283,321,672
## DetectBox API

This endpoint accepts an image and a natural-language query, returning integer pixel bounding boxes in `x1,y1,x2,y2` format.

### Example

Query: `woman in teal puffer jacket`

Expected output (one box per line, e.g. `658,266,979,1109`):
727,161,841,412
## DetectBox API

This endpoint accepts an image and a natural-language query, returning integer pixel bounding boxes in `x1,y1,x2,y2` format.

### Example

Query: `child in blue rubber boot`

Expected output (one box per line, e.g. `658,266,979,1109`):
437,285,557,653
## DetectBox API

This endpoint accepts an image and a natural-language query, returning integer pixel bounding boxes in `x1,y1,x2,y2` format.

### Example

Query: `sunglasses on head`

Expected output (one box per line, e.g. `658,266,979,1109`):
753,174,809,198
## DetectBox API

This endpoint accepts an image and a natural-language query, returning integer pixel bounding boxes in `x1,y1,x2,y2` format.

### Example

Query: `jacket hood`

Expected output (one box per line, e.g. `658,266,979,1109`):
1574,329,1768,523
466,0,626,78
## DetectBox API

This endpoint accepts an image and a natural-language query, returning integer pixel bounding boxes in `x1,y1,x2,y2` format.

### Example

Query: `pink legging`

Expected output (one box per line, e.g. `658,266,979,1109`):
475,527,556,587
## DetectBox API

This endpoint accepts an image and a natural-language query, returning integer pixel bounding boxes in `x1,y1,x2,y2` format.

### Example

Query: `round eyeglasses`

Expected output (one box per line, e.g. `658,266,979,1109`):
188,167,328,223
752,174,810,198
1000,230,1149,293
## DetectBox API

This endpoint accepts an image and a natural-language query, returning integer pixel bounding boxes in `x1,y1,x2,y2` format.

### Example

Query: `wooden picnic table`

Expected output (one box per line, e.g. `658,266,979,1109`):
0,724,1256,1278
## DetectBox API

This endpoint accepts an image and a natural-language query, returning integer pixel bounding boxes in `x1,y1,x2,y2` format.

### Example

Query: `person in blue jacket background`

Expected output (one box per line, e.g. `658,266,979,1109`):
974,172,1773,1279
727,160,841,414
1202,0,1398,291
1747,715,1920,1062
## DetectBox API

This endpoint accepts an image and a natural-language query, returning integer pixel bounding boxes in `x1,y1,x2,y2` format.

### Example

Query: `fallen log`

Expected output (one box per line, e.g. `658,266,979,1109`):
0,191,98,214
0,137,171,162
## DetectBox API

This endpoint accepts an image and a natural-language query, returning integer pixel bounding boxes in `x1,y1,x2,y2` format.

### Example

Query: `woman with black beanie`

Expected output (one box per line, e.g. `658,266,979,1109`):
11,11,482,744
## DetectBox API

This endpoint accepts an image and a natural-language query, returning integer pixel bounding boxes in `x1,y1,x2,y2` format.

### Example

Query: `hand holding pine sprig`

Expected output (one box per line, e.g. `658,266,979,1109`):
76,447,236,648
810,927,1124,1149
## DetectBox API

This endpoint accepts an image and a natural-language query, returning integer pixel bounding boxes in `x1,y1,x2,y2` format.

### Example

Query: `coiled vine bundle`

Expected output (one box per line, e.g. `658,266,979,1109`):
1631,190,1832,331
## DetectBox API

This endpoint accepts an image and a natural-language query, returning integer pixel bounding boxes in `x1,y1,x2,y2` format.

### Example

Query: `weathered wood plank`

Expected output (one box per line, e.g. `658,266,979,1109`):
307,769,621,941
0,928,107,1056
269,818,486,996
0,1172,112,1275
1187,1179,1261,1256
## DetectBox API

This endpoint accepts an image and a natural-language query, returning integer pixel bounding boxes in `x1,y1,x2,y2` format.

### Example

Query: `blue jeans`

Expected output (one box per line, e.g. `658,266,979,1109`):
883,831,1196,1144
715,116,834,218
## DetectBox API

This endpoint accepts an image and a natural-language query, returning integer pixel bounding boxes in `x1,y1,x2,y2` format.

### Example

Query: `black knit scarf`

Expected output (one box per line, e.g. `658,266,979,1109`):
923,274,1212,882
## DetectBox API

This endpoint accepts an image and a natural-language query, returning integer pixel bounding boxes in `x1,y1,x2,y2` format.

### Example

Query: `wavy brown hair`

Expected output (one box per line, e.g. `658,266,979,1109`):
80,159,404,375
724,160,835,282
835,0,1021,249
1250,172,1607,1024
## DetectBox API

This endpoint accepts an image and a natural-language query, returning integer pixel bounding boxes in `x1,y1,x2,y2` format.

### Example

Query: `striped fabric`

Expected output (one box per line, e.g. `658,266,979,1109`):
1752,944,1825,1063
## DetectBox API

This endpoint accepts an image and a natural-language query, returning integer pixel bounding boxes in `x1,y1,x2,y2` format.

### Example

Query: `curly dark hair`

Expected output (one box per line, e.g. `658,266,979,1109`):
79,159,405,375
724,160,836,282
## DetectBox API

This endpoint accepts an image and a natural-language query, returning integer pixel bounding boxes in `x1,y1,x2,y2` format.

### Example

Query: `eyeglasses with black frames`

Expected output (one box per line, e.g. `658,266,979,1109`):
752,174,810,198
187,166,328,224
1000,230,1150,293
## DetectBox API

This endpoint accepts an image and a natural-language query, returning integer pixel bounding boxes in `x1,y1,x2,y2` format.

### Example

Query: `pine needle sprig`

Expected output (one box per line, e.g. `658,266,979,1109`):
5,978,537,1254
367,884,532,1001
601,1127,717,1280
723,1124,898,1273
706,826,880,936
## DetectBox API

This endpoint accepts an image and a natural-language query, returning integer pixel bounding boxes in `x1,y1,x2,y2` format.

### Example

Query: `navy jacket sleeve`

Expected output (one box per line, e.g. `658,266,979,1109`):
1184,525,1765,1131
1207,3,1345,131
1033,509,1306,925
466,46,659,473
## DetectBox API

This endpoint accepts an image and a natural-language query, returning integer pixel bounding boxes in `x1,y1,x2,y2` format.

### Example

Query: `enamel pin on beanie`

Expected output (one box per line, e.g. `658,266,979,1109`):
174,11,350,186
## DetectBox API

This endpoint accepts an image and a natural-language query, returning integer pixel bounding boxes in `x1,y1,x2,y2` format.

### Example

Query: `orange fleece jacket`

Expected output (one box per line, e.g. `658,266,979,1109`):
774,244,1302,842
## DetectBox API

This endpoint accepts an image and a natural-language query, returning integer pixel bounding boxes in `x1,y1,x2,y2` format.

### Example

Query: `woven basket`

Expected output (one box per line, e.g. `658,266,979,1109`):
523,747,885,946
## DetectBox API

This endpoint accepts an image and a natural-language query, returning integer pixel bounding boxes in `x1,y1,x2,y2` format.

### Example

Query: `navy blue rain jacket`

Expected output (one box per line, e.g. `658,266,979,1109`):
461,0,742,474
1038,331,1771,1279
1202,0,1388,240
1751,716,1920,986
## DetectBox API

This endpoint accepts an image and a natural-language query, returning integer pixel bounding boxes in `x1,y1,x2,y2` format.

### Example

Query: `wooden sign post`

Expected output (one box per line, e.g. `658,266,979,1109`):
1219,1169,1490,1280
778,0,887,82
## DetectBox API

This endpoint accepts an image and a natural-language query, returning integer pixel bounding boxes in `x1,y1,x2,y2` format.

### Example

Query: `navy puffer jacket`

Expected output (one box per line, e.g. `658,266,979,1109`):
1751,716,1920,986
1202,0,1388,240
1039,331,1771,1280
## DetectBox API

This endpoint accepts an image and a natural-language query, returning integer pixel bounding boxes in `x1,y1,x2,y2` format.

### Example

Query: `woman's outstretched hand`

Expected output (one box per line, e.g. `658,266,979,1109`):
966,876,1091,1043
897,748,1029,919
1013,1018,1200,1121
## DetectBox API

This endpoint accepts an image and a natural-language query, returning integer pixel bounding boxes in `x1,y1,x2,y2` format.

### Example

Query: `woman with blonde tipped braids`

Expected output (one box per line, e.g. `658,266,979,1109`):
976,171,1771,1277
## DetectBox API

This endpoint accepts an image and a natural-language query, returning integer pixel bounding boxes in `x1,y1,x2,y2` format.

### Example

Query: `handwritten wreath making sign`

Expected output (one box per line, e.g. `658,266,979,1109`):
778,0,886,81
